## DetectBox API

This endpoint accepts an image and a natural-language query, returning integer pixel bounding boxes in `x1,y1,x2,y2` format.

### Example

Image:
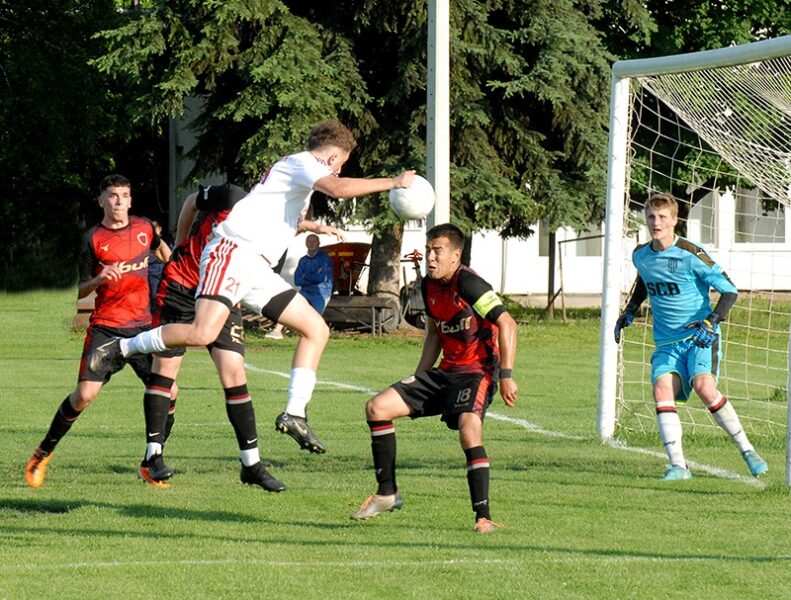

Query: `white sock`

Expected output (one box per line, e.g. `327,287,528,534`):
285,367,317,418
240,447,260,467
120,327,167,357
145,442,162,461
657,408,686,467
709,396,753,453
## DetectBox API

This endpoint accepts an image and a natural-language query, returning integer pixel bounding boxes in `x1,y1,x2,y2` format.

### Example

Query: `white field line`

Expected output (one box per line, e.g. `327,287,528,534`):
245,364,765,487
3,554,789,573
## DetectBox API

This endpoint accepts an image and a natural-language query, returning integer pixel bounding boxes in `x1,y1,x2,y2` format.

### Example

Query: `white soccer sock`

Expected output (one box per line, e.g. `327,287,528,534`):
657,409,686,467
285,367,317,419
709,396,753,453
120,327,167,357
240,447,260,467
145,442,162,460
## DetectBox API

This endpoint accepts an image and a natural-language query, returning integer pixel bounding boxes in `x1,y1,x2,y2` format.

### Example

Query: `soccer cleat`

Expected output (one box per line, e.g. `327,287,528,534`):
264,329,284,340
742,450,768,477
275,412,326,454
350,493,404,520
25,448,53,488
240,461,286,492
87,337,124,373
473,518,503,534
137,454,174,489
662,465,692,481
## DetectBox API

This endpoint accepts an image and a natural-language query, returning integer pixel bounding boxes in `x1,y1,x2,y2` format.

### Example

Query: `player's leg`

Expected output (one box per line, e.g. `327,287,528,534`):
135,353,181,488
650,343,691,480
653,373,691,480
26,326,120,488
691,357,768,477
269,291,330,453
452,373,500,533
350,387,412,520
210,314,285,492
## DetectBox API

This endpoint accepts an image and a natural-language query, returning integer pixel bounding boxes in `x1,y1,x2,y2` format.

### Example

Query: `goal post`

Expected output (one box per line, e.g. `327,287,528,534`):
598,36,791,486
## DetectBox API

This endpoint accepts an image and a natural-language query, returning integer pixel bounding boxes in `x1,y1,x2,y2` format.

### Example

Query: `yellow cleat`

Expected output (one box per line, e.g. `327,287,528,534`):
25,448,53,489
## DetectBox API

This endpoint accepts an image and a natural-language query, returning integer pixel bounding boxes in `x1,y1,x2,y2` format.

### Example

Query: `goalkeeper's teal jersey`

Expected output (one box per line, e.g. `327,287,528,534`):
632,236,737,346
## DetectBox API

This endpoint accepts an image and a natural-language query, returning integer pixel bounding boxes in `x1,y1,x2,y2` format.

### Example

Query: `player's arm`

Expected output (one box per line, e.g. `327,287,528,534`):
175,192,199,246
614,275,647,343
153,238,171,263
297,220,346,242
313,170,415,199
76,235,121,298
415,318,442,374
685,258,739,347
458,271,518,406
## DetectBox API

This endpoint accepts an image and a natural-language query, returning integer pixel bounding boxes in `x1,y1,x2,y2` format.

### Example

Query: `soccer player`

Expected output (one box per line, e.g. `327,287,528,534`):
141,183,344,490
25,174,172,488
89,119,415,455
614,193,768,480
351,223,518,533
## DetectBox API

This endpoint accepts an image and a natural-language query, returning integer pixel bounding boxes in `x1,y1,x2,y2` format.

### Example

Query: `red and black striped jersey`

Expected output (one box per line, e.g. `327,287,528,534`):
79,217,160,328
422,265,506,375
163,184,247,289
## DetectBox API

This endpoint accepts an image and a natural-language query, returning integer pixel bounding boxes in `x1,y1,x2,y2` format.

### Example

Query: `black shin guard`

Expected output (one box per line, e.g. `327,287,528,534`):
40,396,82,453
465,446,491,520
368,420,397,496
224,385,258,450
144,374,174,446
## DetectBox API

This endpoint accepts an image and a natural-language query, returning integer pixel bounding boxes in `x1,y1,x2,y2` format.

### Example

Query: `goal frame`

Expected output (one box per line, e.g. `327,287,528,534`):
597,35,791,486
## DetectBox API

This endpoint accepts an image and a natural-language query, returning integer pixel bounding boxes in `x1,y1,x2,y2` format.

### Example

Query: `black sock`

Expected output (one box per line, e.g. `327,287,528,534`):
39,396,82,453
465,446,491,520
144,374,174,446
163,396,177,444
224,385,258,451
368,420,397,496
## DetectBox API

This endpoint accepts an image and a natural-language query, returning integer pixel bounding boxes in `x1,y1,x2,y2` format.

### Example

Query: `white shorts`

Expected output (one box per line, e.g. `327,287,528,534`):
197,236,294,316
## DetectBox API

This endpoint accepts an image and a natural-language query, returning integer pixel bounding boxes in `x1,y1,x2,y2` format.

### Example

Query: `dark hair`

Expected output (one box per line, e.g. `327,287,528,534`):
426,223,465,251
307,120,357,153
99,174,131,194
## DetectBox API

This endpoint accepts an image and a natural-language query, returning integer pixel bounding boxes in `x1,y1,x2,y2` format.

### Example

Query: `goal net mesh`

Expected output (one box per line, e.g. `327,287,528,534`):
617,55,791,445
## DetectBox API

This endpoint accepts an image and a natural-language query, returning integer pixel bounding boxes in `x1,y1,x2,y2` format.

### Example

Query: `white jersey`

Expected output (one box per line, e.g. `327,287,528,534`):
213,151,334,264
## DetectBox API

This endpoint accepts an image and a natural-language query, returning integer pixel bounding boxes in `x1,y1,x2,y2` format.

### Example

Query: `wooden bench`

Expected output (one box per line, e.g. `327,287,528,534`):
323,295,400,335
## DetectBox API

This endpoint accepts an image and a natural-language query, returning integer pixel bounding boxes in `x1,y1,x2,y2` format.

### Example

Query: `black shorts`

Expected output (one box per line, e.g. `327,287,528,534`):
391,368,497,430
154,280,245,357
79,325,152,384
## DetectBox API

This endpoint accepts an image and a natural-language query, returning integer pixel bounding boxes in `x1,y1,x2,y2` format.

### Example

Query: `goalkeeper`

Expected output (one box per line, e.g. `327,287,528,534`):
614,193,767,480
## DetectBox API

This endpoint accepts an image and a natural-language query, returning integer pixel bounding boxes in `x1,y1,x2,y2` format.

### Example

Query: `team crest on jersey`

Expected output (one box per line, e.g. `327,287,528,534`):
137,232,149,247
666,257,680,273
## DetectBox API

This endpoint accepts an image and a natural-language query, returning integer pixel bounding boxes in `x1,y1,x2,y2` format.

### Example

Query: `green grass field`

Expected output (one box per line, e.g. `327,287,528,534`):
1,289,790,599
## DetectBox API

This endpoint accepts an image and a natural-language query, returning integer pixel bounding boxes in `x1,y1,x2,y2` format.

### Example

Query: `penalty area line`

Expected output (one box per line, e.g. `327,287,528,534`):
244,364,765,487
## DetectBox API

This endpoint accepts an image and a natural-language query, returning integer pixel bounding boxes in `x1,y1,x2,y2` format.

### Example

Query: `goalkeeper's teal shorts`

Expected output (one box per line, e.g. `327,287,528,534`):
650,336,721,401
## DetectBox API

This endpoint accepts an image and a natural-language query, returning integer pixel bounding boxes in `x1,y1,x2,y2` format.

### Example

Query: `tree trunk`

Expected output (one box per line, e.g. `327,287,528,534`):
367,221,404,304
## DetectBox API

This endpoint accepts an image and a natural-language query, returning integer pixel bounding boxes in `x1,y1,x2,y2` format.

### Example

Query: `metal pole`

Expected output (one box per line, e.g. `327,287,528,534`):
427,0,450,227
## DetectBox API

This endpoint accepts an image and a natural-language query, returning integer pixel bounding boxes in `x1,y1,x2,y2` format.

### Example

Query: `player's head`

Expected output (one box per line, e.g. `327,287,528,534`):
308,120,357,175
98,174,132,222
305,233,321,255
644,192,678,245
425,223,464,282
645,192,678,218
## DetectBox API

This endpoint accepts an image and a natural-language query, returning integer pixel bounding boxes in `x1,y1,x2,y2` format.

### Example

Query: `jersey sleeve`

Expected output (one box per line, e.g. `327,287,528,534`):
690,248,738,295
289,153,335,190
457,270,506,323
77,230,97,283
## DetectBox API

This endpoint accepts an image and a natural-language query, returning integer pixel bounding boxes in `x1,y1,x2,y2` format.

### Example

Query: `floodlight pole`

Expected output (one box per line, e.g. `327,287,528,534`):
427,0,450,227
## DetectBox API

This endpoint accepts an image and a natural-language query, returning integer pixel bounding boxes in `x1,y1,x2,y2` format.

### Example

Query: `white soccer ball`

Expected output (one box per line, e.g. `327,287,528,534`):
389,174,435,220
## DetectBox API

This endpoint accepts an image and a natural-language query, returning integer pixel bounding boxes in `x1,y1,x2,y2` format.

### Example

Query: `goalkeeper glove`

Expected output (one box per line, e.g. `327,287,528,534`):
614,311,634,344
685,312,720,348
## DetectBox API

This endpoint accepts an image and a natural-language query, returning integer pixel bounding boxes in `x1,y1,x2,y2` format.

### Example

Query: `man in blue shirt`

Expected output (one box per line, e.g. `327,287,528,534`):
266,234,334,339
614,193,767,480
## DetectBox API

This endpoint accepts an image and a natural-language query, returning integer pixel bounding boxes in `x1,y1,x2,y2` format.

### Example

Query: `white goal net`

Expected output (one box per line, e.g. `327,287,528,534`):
598,37,791,484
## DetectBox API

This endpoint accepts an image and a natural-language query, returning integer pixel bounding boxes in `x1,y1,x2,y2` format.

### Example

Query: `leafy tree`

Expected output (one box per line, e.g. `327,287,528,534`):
0,0,158,290
93,0,616,306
